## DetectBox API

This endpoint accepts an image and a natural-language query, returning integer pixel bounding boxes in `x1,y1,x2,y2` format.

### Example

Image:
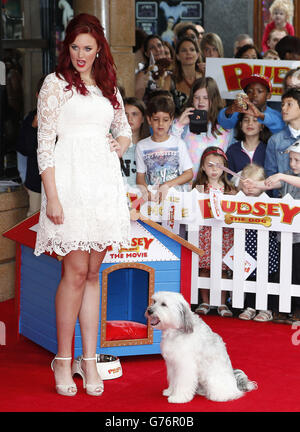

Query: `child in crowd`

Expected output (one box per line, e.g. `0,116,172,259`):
266,28,287,52
217,74,285,135
122,97,149,187
275,35,300,60
238,164,279,322
265,88,300,185
243,141,300,323
263,49,280,60
262,0,294,53
171,77,231,180
282,67,300,93
193,147,235,318
136,95,193,202
226,113,270,182
16,75,45,216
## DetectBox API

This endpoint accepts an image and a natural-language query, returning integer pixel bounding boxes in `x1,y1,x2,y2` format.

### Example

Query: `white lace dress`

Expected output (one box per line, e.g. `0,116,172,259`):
34,73,131,256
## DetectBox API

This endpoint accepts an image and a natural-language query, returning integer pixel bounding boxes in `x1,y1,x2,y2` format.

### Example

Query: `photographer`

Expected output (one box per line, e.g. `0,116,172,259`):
171,77,231,181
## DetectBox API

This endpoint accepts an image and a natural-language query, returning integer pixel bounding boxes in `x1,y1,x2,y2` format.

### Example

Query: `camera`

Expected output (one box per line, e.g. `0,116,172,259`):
189,109,208,134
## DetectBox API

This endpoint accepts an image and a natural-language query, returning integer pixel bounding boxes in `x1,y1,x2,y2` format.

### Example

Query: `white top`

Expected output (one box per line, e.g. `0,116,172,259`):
288,125,300,138
34,73,132,256
241,141,255,160
135,135,193,188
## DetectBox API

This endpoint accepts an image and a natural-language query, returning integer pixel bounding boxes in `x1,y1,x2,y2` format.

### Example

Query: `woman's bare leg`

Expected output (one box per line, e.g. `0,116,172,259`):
79,248,107,386
53,250,90,386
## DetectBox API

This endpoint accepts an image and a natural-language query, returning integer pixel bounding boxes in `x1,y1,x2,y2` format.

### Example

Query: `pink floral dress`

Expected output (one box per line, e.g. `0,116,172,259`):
198,184,233,271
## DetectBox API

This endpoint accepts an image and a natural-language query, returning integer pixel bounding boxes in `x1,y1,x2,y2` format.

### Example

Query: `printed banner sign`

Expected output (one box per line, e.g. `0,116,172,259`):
205,57,300,102
127,188,300,234
103,221,179,263
195,190,300,233
209,188,223,220
223,247,257,279
30,188,300,262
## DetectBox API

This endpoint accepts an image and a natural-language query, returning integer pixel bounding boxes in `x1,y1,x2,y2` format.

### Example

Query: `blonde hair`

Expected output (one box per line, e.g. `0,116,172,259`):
263,49,279,59
238,164,266,190
200,32,224,58
269,0,294,22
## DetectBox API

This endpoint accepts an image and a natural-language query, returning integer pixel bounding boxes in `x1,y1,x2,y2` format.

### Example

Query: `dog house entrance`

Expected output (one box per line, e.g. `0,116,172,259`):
101,263,154,347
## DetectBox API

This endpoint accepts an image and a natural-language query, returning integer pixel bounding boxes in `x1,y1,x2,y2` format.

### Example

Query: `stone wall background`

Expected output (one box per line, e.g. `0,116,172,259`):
203,0,254,58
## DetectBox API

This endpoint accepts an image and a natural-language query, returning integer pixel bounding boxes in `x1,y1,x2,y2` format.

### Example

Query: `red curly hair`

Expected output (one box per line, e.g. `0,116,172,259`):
56,13,119,109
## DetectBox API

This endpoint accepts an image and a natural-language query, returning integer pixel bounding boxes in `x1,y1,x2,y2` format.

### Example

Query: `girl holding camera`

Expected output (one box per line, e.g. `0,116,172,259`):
171,77,231,181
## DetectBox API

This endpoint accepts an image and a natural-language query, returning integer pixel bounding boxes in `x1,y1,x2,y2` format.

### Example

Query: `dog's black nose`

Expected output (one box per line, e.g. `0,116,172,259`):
147,307,153,315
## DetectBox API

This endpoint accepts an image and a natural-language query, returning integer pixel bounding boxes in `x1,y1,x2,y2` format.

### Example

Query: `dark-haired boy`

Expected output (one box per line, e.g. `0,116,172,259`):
218,74,285,134
136,95,193,201
265,87,300,180
275,35,300,60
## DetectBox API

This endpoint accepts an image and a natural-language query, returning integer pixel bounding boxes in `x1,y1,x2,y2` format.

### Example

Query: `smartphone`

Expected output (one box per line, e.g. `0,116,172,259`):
188,109,208,134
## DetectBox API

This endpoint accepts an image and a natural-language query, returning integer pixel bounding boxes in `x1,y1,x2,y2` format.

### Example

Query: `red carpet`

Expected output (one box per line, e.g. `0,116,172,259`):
1,299,300,413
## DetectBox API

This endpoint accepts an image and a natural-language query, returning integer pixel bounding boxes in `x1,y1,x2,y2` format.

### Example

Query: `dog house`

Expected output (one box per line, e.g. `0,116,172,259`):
3,212,202,357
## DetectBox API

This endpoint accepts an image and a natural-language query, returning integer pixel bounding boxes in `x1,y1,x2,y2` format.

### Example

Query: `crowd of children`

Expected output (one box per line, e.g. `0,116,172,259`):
119,66,300,324
18,0,300,324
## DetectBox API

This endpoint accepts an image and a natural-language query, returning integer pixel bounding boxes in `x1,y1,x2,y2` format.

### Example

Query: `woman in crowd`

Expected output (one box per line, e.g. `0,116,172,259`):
135,34,166,100
170,37,203,112
199,32,224,74
235,43,262,59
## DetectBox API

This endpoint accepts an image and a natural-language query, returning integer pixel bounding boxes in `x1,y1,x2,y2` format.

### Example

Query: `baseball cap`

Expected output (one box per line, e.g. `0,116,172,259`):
240,74,272,92
285,140,300,154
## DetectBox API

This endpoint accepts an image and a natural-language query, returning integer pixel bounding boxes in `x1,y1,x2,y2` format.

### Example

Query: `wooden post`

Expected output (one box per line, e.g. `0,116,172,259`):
74,0,135,96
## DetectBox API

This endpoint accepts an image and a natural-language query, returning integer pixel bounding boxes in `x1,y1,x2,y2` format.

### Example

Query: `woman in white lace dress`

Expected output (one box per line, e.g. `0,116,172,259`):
34,14,131,396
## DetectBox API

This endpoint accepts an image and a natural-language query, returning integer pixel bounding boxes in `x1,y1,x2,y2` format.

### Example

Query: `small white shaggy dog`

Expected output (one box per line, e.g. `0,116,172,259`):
145,291,257,403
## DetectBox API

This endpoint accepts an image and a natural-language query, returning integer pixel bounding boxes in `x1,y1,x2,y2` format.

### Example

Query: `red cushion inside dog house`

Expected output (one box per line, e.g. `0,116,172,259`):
106,320,147,340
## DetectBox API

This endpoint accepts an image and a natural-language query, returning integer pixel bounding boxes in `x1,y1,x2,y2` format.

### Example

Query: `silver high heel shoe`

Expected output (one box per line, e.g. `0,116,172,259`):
72,355,104,396
51,356,77,396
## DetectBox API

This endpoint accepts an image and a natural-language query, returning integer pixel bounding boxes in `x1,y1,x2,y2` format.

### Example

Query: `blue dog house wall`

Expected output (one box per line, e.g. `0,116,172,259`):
4,213,202,357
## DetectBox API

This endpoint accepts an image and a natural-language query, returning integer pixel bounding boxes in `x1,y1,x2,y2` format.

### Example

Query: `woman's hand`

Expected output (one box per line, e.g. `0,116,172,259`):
107,133,121,154
46,197,64,225
177,107,195,127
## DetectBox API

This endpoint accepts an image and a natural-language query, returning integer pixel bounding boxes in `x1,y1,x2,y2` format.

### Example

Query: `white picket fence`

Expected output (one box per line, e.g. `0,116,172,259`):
187,224,300,313
127,184,300,313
